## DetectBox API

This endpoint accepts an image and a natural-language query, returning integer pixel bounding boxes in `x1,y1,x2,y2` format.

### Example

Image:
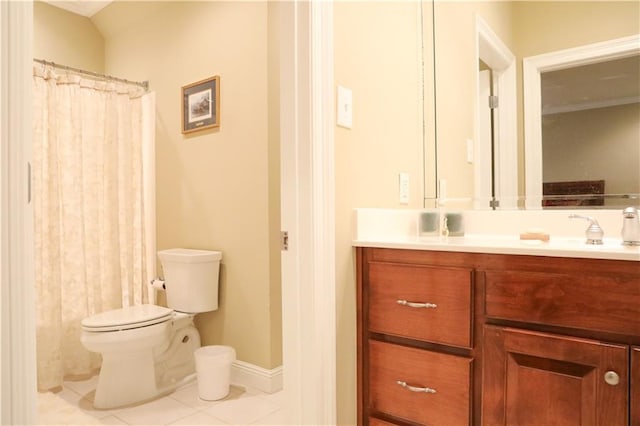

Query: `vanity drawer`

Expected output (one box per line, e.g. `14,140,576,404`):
368,262,473,347
485,269,640,336
368,339,471,425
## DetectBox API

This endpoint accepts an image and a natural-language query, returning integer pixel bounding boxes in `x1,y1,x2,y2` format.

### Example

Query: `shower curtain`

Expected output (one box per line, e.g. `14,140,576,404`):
32,65,156,391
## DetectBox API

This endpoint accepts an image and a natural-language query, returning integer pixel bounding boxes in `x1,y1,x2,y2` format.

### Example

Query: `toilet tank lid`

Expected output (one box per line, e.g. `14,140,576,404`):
158,248,222,263
81,304,173,329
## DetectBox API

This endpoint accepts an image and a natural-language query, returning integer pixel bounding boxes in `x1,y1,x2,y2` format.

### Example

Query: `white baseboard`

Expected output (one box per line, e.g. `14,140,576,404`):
230,360,282,394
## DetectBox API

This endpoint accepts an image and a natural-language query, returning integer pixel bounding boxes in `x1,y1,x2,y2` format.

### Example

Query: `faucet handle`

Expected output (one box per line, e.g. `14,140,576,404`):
569,214,604,245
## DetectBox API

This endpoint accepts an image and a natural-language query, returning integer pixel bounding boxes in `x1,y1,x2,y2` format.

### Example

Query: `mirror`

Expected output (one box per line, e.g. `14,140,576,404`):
524,41,640,208
429,1,640,209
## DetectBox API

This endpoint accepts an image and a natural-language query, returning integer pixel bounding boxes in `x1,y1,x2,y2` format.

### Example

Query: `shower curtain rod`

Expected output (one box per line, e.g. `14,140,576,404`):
34,58,149,91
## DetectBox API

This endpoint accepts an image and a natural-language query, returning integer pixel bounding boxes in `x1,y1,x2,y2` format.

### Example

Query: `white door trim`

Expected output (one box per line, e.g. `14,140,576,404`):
279,1,337,424
1,1,37,424
476,69,493,208
523,34,640,209
475,15,517,209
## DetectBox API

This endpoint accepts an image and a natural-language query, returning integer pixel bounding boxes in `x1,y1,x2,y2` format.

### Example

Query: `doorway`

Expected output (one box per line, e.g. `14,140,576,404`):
1,2,336,424
475,15,517,209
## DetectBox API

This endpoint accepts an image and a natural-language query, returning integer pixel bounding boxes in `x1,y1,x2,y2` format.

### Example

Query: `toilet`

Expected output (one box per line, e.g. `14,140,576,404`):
80,248,222,409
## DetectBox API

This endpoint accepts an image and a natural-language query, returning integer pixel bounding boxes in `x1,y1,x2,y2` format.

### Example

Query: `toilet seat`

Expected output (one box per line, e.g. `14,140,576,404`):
82,304,174,332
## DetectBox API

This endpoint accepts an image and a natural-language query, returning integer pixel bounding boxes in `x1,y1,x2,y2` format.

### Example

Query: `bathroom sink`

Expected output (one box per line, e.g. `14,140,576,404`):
354,233,640,261
352,208,640,261
445,234,638,258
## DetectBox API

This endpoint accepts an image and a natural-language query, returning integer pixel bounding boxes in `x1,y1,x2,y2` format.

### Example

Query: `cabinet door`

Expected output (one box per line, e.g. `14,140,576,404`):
633,347,640,426
483,325,628,426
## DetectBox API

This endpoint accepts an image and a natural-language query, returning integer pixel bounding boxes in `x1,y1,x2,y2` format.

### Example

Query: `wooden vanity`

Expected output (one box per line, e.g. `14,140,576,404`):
356,247,640,425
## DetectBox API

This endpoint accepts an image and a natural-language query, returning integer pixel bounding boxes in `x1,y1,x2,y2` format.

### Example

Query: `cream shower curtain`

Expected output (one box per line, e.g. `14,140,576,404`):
32,65,156,391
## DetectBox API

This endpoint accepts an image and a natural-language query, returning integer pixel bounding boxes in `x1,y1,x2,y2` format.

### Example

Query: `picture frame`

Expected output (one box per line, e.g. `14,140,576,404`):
181,76,220,134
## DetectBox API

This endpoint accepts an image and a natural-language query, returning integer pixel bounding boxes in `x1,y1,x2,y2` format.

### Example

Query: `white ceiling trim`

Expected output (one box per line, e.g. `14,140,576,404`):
542,95,640,115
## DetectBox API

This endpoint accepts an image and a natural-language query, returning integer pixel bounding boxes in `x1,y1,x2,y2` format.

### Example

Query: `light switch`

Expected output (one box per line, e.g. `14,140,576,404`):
337,86,353,129
466,138,474,163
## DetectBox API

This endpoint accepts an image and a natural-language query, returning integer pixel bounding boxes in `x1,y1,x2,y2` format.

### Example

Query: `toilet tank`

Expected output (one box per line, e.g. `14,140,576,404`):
158,248,222,313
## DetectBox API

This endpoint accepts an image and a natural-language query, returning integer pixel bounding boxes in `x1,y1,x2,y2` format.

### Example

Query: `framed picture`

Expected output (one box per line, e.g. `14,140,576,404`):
181,76,220,134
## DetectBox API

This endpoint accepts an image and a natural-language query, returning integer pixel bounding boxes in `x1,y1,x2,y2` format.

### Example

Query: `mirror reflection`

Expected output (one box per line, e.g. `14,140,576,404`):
540,55,640,207
430,1,640,209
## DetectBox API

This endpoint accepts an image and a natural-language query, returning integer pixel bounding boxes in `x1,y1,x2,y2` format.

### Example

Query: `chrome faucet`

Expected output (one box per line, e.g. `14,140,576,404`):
621,207,640,246
569,214,603,245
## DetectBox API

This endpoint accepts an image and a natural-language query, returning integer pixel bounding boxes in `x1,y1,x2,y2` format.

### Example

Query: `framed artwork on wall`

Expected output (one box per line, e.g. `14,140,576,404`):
181,75,220,134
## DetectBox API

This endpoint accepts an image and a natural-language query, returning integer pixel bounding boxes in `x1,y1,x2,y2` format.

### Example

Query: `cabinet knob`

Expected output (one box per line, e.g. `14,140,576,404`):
604,371,620,386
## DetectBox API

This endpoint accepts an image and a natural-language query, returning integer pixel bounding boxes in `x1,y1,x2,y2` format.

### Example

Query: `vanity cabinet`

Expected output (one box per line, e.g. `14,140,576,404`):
483,259,640,426
356,247,640,426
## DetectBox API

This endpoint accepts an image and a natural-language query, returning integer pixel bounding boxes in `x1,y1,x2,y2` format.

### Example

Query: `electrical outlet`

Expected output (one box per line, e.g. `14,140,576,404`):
399,173,409,204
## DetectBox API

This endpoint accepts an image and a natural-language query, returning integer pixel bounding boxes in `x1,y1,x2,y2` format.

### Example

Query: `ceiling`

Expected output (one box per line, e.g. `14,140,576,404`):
542,54,640,115
42,0,113,17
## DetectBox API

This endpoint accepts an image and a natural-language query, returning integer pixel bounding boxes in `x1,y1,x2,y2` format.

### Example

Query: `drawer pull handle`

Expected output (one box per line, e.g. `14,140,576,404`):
396,299,437,309
396,380,436,394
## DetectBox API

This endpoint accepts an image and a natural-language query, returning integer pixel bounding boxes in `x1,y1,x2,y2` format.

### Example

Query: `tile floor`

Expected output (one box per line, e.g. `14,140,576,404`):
37,375,289,425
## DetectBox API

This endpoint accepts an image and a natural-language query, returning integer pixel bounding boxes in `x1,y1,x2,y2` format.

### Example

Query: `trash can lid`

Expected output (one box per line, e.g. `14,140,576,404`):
195,345,236,359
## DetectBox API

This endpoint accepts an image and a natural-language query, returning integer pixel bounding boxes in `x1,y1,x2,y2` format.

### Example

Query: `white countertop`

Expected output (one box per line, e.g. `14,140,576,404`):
354,234,640,261
352,208,640,261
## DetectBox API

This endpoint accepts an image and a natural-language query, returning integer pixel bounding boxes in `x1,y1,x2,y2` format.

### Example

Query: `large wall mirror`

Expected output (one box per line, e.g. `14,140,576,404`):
428,1,640,209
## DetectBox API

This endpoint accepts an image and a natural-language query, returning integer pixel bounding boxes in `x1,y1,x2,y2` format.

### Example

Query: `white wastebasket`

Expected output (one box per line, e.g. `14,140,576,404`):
194,345,236,400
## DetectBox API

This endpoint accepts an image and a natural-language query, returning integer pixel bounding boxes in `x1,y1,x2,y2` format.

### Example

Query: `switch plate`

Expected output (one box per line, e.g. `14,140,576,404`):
466,138,474,163
337,86,353,129
399,173,409,204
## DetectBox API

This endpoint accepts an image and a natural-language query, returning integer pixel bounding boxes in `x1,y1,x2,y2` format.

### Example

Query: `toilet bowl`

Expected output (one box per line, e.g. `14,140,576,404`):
80,249,222,409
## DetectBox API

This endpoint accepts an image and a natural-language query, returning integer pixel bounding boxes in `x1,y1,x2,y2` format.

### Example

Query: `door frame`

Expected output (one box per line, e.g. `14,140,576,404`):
475,15,517,209
1,1,336,424
279,1,336,424
0,1,37,424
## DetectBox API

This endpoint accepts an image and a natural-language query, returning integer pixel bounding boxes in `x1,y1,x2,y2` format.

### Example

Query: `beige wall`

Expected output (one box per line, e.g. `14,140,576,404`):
334,2,425,423
33,1,104,72
93,1,282,370
434,1,515,201
513,1,640,58
35,1,282,370
266,1,283,371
